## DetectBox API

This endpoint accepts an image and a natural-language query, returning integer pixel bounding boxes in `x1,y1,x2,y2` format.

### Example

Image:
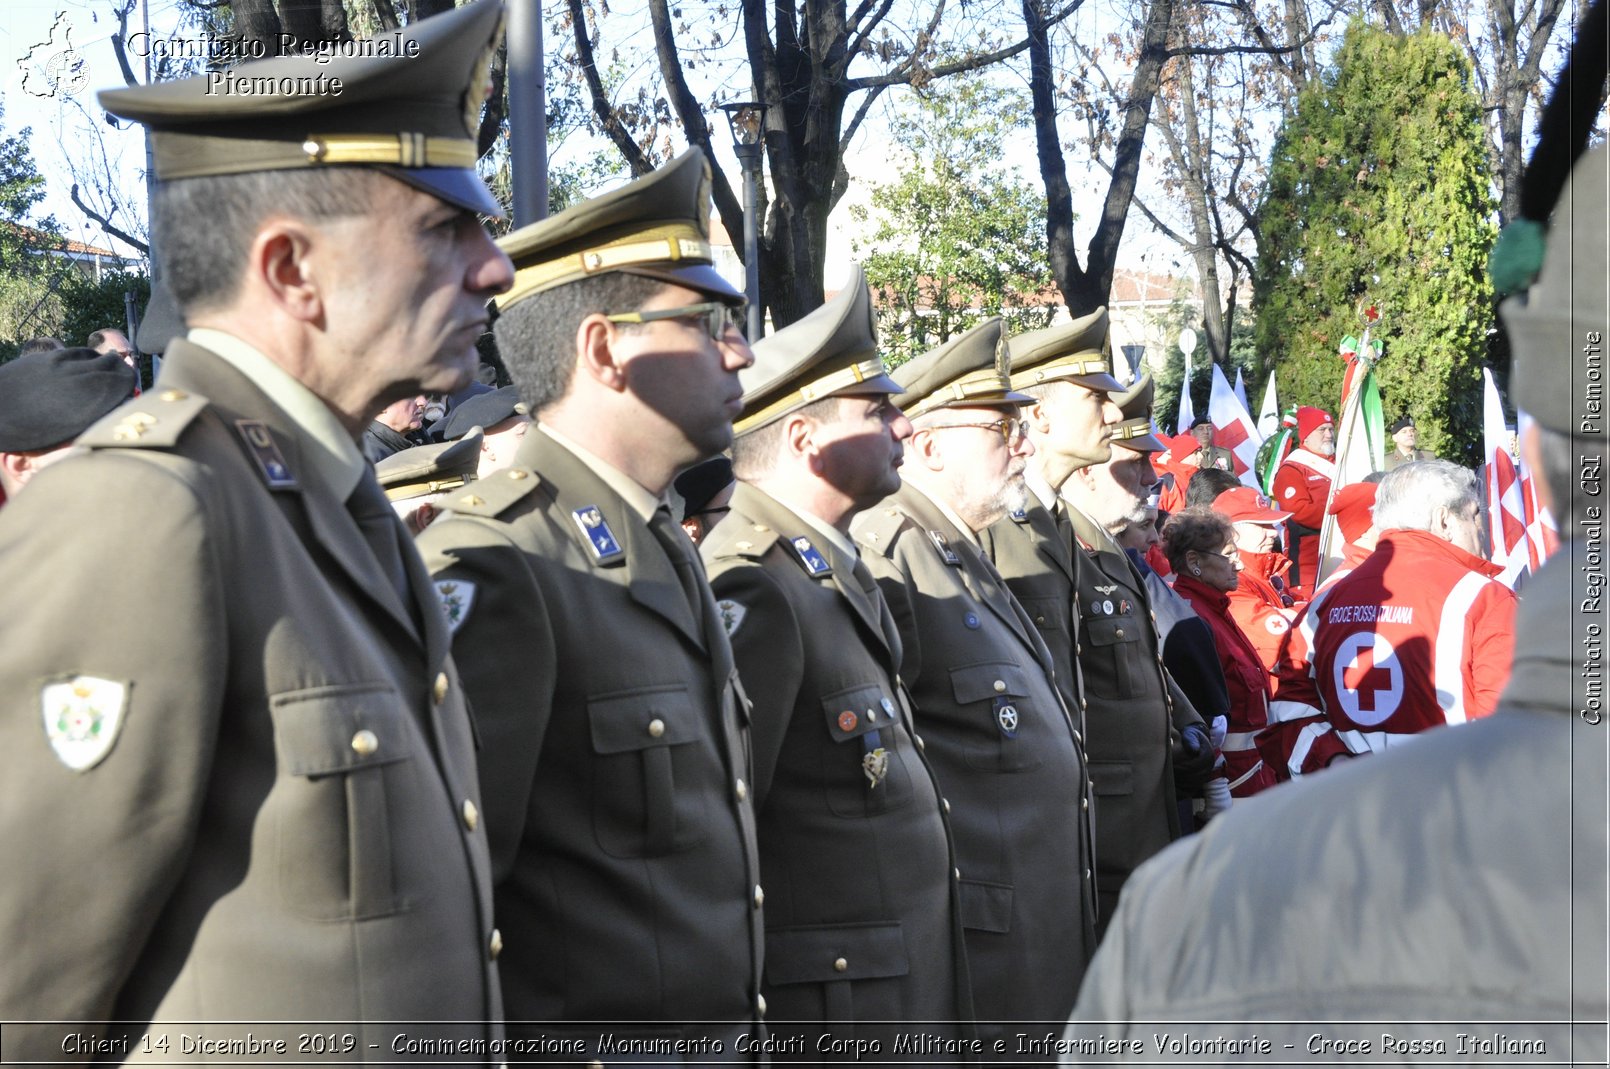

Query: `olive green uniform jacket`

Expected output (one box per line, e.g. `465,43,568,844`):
1065,547,1607,1064
1064,506,1202,925
702,482,971,1058
0,340,500,1062
418,430,764,1058
980,500,1084,726
852,483,1097,1050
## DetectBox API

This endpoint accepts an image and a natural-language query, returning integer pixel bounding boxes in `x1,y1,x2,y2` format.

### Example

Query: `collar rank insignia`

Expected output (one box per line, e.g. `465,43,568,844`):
573,506,624,565
1094,583,1118,595
235,420,296,489
927,530,961,565
1010,504,1028,522
41,675,127,771
434,580,477,634
790,536,832,577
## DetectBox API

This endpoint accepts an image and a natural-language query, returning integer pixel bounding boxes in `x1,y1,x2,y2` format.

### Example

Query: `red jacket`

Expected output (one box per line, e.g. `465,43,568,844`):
1271,448,1334,593
1273,529,1516,763
1226,549,1300,675
1172,574,1278,798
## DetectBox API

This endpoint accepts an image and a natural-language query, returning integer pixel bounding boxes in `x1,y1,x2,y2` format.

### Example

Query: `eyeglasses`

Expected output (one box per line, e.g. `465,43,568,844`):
927,417,1027,443
605,302,745,342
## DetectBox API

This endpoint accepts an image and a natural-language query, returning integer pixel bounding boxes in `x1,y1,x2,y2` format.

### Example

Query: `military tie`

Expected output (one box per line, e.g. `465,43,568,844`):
347,470,413,611
648,504,707,631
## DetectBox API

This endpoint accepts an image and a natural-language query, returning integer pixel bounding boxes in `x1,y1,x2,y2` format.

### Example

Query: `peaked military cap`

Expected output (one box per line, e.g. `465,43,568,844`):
377,427,483,501
735,265,901,434
98,0,505,216
496,150,742,310
1501,145,1609,436
1007,307,1121,393
895,318,1031,419
0,348,139,452
1109,370,1164,453
439,385,527,441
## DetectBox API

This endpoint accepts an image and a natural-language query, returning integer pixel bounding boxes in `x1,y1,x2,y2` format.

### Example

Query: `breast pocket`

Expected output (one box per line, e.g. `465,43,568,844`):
270,683,420,921
588,684,713,858
1083,614,1144,700
820,682,912,817
949,662,1043,773
1017,594,1069,644
764,922,911,1022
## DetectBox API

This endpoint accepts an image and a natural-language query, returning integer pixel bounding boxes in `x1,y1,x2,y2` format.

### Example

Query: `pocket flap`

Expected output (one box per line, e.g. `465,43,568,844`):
588,686,698,754
1088,759,1134,796
957,879,1014,934
821,683,898,742
1085,615,1137,648
949,662,1031,705
765,922,909,985
270,684,411,777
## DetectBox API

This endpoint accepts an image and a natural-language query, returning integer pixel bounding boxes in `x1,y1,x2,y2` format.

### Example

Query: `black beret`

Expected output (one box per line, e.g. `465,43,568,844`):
439,385,526,441
1389,414,1415,434
674,456,734,517
0,348,139,452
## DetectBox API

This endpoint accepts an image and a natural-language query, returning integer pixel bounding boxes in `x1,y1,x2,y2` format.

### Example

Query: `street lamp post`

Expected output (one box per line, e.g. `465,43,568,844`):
720,101,766,340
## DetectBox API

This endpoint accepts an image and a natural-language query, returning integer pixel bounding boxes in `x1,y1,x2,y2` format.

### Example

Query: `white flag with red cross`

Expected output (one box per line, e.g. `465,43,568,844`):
1483,369,1558,587
1207,362,1266,488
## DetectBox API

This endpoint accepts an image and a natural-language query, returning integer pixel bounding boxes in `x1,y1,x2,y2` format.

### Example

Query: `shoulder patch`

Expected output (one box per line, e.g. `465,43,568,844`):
444,466,542,519
1264,613,1290,635
41,675,128,771
435,579,477,634
717,599,747,636
77,389,209,451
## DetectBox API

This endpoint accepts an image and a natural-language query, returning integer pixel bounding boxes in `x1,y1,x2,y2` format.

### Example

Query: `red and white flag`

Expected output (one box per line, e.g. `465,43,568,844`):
1483,369,1557,587
1207,362,1266,488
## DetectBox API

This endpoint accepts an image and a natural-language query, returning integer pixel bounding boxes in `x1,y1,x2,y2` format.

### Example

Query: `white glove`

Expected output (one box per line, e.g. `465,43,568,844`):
1209,715,1228,750
1201,777,1232,820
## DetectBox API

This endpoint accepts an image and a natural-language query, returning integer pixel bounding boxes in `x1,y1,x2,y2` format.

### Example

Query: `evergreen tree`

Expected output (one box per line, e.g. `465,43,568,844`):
850,78,1057,367
0,104,75,358
1252,21,1496,462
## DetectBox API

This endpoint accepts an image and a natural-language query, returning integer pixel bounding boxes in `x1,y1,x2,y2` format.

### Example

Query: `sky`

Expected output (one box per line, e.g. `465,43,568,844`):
1,0,1185,290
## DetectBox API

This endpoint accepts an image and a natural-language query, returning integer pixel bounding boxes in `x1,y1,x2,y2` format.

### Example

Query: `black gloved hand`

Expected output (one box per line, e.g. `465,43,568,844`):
1172,722,1216,794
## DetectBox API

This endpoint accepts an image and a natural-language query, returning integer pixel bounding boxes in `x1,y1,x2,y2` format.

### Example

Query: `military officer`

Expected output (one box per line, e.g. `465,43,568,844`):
0,346,138,499
978,308,1121,716
1062,362,1213,928
702,266,973,1058
418,150,765,1057
850,319,1097,1056
0,3,512,1060
377,428,484,534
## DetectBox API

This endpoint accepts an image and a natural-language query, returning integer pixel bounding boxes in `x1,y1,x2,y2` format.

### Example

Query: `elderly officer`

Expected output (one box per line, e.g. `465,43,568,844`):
979,307,1121,716
418,150,764,1055
0,3,512,1060
1062,365,1212,927
851,318,1096,1056
376,428,484,534
702,267,971,1058
0,347,137,499
1062,145,1608,1067
436,384,532,479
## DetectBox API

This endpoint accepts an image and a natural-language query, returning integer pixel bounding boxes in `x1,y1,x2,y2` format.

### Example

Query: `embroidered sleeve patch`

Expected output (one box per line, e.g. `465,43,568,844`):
717,599,747,636
41,676,127,771
435,579,477,634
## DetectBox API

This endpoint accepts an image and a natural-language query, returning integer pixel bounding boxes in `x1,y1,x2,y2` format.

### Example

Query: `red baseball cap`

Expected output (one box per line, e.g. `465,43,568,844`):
1161,431,1203,463
1215,486,1291,524
1296,405,1333,441
1329,481,1378,543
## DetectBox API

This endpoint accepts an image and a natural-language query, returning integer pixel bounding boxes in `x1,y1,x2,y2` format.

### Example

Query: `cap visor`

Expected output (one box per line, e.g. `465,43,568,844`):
382,165,504,217
1113,432,1164,453
1067,370,1124,393
833,372,906,398
622,263,746,303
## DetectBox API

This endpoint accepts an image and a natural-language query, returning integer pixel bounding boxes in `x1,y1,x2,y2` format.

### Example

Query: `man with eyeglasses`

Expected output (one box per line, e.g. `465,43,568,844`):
852,318,1097,1055
418,150,767,1054
701,268,971,1057
87,326,141,393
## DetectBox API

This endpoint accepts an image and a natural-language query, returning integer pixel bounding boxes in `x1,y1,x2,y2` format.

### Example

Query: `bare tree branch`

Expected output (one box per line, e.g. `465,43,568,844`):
846,0,1084,90
70,184,148,256
566,0,654,175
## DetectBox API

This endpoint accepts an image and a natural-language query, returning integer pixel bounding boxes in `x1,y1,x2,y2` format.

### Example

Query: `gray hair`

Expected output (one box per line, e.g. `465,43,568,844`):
1372,459,1479,532
152,168,394,314
493,272,670,416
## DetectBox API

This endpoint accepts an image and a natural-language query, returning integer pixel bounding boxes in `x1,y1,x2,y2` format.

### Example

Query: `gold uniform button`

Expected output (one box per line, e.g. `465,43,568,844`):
913,734,926,752
508,468,529,480
350,729,378,757
735,778,749,802
1081,796,1089,811
648,718,666,738
1114,628,1126,639
834,957,849,973
993,680,1007,693
757,994,768,1017
753,885,765,909
462,799,479,831
433,672,449,704
954,867,962,881
489,928,503,960
1076,643,1083,655
159,389,188,402
941,798,951,814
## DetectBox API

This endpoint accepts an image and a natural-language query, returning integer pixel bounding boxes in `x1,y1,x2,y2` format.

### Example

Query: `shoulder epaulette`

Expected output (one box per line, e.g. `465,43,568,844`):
77,389,210,450
853,504,912,560
442,466,543,519
707,521,782,562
